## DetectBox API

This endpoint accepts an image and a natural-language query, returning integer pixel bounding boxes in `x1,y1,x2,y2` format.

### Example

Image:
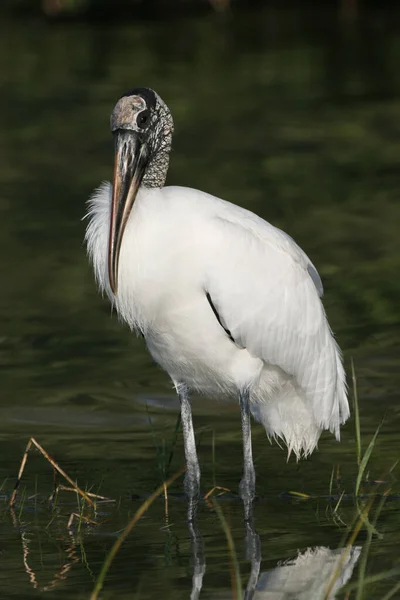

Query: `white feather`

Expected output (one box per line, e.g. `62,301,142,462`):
86,182,349,459
254,545,361,600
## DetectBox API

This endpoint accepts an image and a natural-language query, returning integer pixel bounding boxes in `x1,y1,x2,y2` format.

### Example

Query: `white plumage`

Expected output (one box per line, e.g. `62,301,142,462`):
208,545,361,599
253,546,361,600
85,88,349,520
86,182,348,459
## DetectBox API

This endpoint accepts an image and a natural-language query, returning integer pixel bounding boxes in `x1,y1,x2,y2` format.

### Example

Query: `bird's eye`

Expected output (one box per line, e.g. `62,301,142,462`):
136,110,150,129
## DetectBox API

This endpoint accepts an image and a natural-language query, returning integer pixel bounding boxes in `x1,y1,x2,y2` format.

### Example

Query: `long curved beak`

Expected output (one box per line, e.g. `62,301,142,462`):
108,131,148,295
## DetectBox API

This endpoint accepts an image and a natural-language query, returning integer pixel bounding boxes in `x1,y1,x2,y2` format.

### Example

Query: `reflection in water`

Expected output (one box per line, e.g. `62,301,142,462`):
189,518,361,600
244,520,262,600
10,508,81,593
189,522,206,600
253,545,361,600
10,505,362,599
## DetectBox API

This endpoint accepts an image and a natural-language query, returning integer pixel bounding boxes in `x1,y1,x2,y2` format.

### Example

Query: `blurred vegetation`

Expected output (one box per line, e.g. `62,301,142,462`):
0,0,397,20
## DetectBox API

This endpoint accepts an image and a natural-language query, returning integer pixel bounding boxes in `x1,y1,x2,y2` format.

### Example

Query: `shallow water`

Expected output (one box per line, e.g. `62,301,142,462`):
0,7,400,599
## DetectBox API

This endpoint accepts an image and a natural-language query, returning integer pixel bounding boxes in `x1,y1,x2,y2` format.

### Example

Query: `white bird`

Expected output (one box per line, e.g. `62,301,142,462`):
85,87,349,521
253,546,361,600
206,545,361,600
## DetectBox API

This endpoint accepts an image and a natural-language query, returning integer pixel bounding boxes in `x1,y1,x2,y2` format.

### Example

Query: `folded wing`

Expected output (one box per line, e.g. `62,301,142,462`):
204,211,348,442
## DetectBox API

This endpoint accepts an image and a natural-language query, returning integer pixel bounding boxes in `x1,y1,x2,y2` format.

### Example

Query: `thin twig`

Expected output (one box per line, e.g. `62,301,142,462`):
163,481,169,524
49,485,114,504
9,438,94,508
204,486,231,509
67,513,102,529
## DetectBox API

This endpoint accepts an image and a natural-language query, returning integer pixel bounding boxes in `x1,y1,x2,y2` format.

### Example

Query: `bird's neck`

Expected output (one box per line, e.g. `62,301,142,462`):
142,148,170,189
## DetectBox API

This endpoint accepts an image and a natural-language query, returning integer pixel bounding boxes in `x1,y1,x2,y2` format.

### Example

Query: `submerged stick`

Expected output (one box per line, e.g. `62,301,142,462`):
67,512,102,529
9,437,94,508
49,484,114,505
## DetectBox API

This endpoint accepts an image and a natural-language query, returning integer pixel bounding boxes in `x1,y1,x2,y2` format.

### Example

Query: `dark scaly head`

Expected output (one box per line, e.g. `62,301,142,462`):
108,87,174,294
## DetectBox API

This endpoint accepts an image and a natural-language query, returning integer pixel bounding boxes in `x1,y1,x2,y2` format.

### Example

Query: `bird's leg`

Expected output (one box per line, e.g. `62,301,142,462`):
178,383,201,521
188,522,206,600
239,389,256,521
244,519,261,600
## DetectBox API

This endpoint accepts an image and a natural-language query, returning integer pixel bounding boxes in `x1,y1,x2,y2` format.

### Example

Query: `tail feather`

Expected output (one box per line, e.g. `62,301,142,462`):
250,358,349,460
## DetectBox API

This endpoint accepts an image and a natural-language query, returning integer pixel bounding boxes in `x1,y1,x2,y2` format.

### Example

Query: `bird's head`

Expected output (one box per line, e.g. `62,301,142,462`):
108,87,173,294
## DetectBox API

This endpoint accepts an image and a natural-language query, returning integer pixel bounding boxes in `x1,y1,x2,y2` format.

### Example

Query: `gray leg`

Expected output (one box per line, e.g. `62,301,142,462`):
188,522,206,600
178,383,201,521
244,520,261,600
239,389,256,521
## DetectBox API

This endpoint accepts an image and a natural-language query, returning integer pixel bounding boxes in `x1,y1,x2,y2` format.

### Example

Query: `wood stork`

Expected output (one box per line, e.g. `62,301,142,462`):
252,546,361,600
85,87,349,521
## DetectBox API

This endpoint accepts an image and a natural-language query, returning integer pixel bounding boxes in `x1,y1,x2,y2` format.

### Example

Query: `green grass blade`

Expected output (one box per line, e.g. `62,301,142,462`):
356,492,389,600
329,466,335,497
344,567,400,593
354,421,383,540
333,489,345,514
90,467,184,600
355,422,382,498
324,496,375,599
351,359,361,468
211,498,242,600
381,579,400,600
